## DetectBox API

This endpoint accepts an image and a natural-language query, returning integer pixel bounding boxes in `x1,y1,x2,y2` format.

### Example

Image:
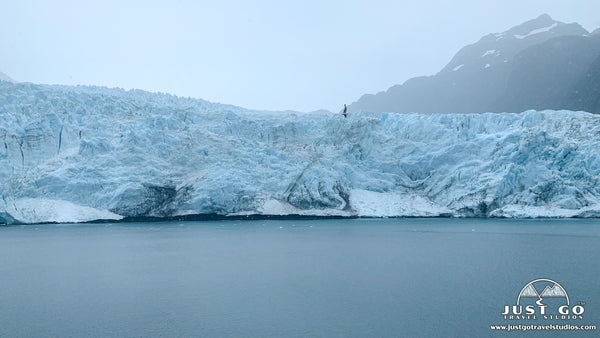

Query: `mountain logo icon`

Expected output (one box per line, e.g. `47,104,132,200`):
501,278,586,320
517,278,569,306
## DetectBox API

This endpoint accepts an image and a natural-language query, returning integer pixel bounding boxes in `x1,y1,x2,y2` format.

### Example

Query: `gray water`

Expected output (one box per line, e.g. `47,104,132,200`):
0,218,599,337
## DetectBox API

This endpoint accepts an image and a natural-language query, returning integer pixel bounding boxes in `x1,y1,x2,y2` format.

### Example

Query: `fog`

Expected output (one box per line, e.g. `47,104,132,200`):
1,0,599,112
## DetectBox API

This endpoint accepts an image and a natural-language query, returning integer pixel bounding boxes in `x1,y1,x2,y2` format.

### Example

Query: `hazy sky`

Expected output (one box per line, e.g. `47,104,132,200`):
2,0,599,112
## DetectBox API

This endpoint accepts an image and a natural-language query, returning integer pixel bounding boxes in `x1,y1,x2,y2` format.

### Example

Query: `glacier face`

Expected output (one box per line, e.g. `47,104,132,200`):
1,81,600,224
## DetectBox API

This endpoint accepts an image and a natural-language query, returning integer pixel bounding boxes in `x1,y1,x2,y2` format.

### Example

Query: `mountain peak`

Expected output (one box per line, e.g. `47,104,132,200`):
349,14,600,114
505,13,556,35
500,13,587,39
0,71,16,83
437,14,587,76
536,13,553,21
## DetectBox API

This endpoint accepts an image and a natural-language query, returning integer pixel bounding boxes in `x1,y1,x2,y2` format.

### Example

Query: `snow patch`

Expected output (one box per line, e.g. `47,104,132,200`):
6,198,123,224
258,199,301,215
490,204,600,218
484,64,491,68
514,22,558,39
350,189,451,217
481,49,497,57
452,64,464,71
489,205,577,218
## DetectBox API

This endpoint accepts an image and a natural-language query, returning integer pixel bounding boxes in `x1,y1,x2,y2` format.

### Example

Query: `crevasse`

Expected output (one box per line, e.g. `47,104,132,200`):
1,81,600,223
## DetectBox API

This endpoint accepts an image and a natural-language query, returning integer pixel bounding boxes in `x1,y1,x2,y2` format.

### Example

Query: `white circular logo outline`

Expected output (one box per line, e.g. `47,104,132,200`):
516,278,569,306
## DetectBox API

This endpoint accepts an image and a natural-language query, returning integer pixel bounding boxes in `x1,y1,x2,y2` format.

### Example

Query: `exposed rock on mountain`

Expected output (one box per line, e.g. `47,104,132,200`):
350,14,600,114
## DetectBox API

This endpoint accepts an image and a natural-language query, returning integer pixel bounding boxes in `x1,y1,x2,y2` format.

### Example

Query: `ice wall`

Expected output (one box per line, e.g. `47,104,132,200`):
1,81,600,223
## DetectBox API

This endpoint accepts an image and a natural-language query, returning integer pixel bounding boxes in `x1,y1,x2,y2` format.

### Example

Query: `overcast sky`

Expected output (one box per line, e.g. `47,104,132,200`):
1,0,599,112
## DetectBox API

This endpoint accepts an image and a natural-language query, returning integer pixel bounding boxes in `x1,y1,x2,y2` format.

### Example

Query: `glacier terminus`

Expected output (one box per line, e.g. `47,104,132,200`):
1,81,600,224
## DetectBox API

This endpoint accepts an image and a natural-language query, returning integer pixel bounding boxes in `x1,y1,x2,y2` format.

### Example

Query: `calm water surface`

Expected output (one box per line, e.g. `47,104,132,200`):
0,218,599,337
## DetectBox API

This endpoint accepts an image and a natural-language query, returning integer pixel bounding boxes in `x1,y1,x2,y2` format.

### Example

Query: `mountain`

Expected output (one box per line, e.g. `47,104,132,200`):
2,81,600,223
520,284,539,298
349,14,600,114
0,71,15,83
539,284,567,298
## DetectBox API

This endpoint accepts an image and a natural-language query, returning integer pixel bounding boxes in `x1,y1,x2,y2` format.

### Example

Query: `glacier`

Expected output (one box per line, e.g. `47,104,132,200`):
1,81,600,224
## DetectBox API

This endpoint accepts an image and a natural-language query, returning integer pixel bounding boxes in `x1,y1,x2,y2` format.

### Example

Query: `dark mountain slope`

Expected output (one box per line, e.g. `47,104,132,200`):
349,14,600,114
493,35,600,113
